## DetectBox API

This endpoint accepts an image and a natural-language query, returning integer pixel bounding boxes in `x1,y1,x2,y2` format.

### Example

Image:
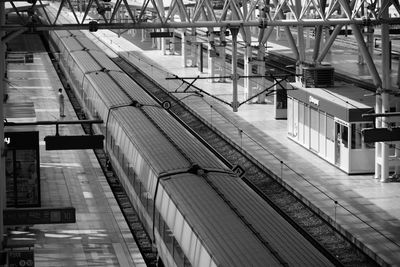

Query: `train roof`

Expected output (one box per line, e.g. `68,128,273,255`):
59,35,99,51
87,50,121,71
55,30,86,38
160,172,282,267
143,106,230,171
208,173,334,266
109,71,157,106
113,107,191,174
86,72,133,107
66,50,117,73
53,30,74,38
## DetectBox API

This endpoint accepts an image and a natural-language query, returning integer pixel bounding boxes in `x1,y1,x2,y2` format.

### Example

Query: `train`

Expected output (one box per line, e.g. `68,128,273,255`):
45,22,335,267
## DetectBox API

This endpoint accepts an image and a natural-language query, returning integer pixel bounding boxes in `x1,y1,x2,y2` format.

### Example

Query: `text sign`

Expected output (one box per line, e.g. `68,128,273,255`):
44,135,104,150
150,32,173,38
8,250,34,267
362,127,400,142
4,131,39,149
4,207,76,225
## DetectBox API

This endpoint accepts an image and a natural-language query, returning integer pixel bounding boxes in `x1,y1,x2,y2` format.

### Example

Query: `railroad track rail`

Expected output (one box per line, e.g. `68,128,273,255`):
109,52,380,266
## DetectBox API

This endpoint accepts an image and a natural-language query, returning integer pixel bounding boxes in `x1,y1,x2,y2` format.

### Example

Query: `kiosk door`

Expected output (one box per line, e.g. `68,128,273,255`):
335,121,349,171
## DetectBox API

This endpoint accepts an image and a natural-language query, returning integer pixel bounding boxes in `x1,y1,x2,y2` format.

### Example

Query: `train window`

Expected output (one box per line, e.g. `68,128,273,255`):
198,247,212,267
146,196,153,215
165,229,174,252
183,256,191,267
166,199,177,227
127,143,134,169
114,144,119,158
181,222,192,256
173,239,185,266
128,166,135,184
155,207,162,237
139,183,144,204
134,171,141,194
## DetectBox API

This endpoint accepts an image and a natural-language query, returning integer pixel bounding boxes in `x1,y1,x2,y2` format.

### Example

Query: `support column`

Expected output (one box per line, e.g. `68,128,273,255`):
181,31,188,67
161,36,167,55
230,27,239,112
295,0,305,82
381,91,390,182
0,0,5,258
244,44,252,100
208,33,217,82
219,28,227,82
297,24,306,83
256,45,266,103
396,101,400,176
379,7,391,182
141,28,147,42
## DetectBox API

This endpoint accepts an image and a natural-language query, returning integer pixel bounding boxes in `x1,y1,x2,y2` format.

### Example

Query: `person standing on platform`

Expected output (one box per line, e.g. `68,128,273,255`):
58,88,65,117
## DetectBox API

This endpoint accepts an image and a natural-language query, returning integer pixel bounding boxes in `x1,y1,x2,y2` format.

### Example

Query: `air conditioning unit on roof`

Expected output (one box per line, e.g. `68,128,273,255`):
302,65,334,88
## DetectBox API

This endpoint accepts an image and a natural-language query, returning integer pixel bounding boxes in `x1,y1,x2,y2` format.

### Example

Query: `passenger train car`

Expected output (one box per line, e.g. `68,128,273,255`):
46,27,335,267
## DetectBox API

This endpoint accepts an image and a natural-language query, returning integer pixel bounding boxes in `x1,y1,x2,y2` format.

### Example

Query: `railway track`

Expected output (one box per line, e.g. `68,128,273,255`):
109,50,380,267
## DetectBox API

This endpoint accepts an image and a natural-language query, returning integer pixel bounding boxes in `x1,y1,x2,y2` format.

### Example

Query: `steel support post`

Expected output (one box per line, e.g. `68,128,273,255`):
0,0,5,258
380,7,391,182
208,33,216,81
296,24,305,83
296,0,304,82
230,27,239,112
244,44,252,99
375,94,382,179
219,27,227,82
396,101,400,175
181,31,187,67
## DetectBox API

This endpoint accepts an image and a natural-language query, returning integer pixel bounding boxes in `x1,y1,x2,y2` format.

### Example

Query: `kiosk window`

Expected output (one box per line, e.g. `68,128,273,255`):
326,115,334,141
336,122,348,148
341,124,348,148
351,124,361,149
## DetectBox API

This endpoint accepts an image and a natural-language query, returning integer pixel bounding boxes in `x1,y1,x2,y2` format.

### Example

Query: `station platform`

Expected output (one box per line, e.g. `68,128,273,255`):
3,34,146,267
88,27,400,266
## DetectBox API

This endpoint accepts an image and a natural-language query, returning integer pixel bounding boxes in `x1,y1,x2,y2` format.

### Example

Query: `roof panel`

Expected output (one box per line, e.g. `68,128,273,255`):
161,174,281,267
75,36,101,50
86,72,131,107
208,173,334,267
143,107,230,171
109,72,157,106
88,51,121,71
113,108,190,174
70,51,101,73
60,37,83,51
